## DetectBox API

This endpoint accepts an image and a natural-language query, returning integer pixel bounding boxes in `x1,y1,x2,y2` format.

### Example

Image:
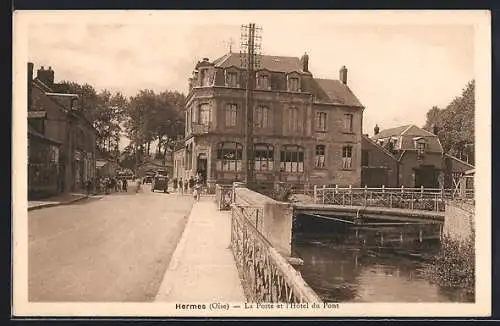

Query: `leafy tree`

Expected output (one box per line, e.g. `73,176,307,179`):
423,80,475,164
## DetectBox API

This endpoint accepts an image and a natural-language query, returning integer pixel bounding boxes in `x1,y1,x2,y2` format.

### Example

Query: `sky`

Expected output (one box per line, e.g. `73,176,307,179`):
24,11,476,149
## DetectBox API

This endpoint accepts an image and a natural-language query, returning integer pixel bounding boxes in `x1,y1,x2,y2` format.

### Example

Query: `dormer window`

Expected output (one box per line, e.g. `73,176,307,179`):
256,72,270,90
287,77,300,92
225,70,238,88
200,69,210,87
414,137,426,160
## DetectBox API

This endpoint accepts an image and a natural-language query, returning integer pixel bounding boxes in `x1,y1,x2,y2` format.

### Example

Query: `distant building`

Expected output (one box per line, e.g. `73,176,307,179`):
27,63,97,198
182,52,365,191
365,123,474,189
361,135,399,187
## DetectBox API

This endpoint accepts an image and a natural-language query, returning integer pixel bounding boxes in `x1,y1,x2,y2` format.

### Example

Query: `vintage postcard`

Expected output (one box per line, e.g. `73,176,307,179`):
12,10,491,317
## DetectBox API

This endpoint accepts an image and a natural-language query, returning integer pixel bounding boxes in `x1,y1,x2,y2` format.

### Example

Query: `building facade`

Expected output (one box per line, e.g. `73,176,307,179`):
182,52,365,191
365,124,475,189
370,124,444,188
28,63,97,198
361,135,399,187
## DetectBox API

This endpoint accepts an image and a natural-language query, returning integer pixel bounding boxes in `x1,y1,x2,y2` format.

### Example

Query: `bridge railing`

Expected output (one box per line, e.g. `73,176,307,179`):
230,203,322,303
313,186,475,212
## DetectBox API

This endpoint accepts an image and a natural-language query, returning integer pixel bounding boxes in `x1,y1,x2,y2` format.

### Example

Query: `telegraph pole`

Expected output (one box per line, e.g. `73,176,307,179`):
240,23,262,188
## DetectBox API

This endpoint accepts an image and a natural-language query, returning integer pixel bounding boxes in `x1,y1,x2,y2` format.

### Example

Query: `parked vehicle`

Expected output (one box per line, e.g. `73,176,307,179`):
152,174,169,193
143,176,153,184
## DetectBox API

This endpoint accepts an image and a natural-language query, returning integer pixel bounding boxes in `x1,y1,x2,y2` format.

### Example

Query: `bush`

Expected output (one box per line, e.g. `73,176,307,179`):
270,183,294,202
424,231,475,294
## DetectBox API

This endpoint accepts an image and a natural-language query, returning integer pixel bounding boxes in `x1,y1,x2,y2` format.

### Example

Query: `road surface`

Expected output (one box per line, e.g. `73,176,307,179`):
28,184,194,302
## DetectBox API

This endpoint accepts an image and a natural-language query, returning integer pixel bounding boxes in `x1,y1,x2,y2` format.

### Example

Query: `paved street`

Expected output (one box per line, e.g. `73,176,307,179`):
28,183,194,302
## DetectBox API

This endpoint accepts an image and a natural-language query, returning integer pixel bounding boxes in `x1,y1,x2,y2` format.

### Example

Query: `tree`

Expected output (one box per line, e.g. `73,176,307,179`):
423,80,475,164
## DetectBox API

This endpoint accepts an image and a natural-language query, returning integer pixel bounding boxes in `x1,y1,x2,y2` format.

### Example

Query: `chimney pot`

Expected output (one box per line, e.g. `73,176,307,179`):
340,65,348,85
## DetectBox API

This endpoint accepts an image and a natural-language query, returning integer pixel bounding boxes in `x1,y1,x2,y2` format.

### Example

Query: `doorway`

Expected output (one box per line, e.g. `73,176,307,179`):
197,153,208,183
414,165,439,188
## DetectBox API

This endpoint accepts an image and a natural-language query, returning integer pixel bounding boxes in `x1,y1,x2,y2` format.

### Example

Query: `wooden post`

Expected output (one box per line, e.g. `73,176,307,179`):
411,192,414,210
349,185,353,206
364,185,368,206
322,185,326,204
389,192,393,208
419,230,423,243
382,185,385,193
420,185,424,199
401,185,404,193
313,184,317,204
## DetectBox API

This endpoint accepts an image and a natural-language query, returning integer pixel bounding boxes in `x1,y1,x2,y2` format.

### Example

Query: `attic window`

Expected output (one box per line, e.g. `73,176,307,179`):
225,70,238,88
288,77,300,92
416,142,425,160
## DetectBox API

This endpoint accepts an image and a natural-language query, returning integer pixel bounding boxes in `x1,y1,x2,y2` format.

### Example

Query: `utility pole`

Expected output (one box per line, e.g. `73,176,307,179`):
240,23,262,188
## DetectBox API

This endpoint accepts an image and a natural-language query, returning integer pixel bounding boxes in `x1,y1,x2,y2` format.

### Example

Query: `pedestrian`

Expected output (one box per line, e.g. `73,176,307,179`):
164,175,169,194
173,178,178,193
116,178,122,192
189,176,195,193
123,178,128,192
193,182,200,201
179,178,184,195
184,181,188,193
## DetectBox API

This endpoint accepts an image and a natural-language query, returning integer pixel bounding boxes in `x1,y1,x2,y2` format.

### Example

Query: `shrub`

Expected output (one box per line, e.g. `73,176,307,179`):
424,231,475,294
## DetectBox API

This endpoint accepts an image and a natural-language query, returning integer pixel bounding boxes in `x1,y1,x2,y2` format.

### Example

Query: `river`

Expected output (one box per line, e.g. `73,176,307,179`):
292,214,474,303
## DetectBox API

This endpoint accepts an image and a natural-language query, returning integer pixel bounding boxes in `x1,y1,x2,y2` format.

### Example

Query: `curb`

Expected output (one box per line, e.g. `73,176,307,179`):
154,202,197,301
28,195,91,212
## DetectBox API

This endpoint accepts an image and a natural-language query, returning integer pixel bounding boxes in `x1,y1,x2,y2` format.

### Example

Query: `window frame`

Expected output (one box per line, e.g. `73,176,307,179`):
254,143,274,172
416,141,426,160
342,145,353,169
198,103,211,126
200,68,210,87
344,113,354,133
216,142,243,172
225,70,239,88
255,105,271,129
287,76,300,92
315,144,326,169
256,72,271,90
280,145,304,173
315,111,327,131
225,103,238,127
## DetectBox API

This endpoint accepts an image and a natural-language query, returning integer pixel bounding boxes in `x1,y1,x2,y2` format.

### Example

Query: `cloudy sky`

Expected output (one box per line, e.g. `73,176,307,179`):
22,11,478,144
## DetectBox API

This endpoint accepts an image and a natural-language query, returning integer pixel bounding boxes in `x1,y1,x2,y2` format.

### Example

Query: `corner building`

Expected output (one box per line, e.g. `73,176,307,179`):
183,52,365,191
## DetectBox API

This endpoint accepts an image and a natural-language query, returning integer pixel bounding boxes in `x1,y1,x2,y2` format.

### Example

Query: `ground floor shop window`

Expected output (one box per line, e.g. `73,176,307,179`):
254,143,274,171
280,145,304,173
216,141,243,172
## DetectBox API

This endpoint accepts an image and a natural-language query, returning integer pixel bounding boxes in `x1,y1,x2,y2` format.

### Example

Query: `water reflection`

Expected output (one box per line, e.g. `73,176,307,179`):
293,215,473,303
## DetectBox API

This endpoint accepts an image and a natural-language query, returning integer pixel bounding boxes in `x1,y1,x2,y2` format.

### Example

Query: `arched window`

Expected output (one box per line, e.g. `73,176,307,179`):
254,143,274,171
280,145,304,173
216,142,243,172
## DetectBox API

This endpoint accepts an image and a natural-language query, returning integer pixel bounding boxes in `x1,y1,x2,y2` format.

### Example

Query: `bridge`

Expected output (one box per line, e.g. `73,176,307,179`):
156,182,474,304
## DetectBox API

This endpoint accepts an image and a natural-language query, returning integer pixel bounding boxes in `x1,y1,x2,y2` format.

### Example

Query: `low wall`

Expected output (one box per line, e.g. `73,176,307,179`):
443,200,475,243
233,186,293,257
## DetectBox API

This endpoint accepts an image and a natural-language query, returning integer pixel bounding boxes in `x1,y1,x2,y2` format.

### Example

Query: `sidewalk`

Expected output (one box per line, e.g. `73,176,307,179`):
28,193,90,211
155,197,246,302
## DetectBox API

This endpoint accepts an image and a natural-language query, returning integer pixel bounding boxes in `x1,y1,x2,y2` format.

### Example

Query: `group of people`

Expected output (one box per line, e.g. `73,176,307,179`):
172,173,204,200
95,176,129,194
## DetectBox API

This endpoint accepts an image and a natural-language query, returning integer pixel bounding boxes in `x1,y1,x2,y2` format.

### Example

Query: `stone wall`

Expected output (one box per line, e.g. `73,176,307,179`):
233,186,293,257
443,200,475,243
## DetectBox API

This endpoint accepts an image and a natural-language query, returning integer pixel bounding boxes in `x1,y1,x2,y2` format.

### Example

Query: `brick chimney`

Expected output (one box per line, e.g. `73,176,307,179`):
374,124,380,135
36,65,54,86
300,52,309,72
27,62,34,111
339,65,348,85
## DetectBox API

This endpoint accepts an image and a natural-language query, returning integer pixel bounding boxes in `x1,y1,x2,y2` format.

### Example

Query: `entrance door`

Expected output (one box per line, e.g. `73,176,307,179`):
197,154,207,183
414,165,439,188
